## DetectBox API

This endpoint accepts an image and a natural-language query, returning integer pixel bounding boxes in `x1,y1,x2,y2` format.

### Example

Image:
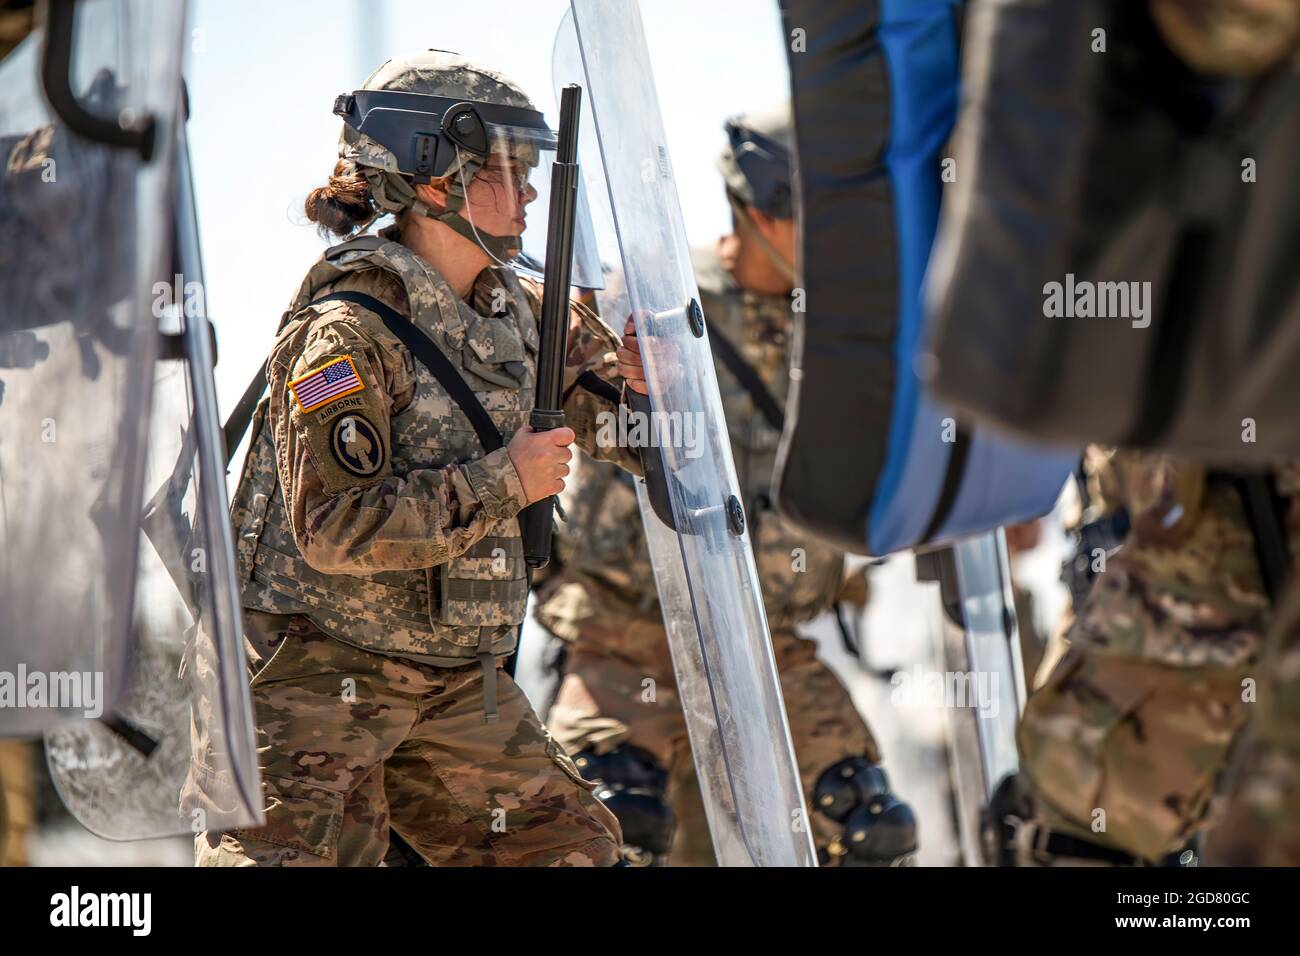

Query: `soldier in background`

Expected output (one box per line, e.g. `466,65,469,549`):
1156,0,1300,872
996,450,1300,865
1205,566,1300,865
537,104,916,866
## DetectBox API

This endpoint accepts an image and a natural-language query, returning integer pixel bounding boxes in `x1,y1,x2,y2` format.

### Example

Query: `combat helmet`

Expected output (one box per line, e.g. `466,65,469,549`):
717,100,795,279
333,49,549,260
717,100,794,220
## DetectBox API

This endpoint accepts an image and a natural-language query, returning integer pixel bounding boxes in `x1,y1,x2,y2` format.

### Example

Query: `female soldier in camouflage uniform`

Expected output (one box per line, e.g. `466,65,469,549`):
189,51,647,866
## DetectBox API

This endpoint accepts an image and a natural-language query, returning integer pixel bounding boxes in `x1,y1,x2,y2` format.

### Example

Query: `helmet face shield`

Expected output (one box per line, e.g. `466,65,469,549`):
451,127,551,264
452,125,602,287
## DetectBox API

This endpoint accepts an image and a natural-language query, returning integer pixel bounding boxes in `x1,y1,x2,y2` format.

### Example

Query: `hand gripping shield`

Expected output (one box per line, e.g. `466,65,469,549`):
43,106,262,839
0,0,184,735
555,0,816,866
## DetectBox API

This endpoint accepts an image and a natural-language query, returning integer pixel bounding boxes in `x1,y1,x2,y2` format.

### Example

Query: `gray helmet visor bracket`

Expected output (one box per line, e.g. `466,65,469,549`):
334,89,551,181
724,118,793,220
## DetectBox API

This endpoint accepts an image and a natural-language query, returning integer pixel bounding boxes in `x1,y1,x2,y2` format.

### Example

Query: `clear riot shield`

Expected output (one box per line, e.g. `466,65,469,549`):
556,0,816,866
916,530,1026,866
0,0,185,736
44,115,263,840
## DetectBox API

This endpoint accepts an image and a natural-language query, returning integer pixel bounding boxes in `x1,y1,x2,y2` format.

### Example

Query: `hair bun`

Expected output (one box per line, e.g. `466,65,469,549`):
305,160,375,237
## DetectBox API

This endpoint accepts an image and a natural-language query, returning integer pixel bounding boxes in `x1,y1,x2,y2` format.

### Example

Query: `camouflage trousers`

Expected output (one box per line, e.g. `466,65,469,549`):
1017,477,1282,863
546,608,880,865
194,612,621,866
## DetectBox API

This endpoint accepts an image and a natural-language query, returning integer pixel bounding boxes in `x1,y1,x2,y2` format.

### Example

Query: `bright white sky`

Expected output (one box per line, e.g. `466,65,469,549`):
184,0,790,423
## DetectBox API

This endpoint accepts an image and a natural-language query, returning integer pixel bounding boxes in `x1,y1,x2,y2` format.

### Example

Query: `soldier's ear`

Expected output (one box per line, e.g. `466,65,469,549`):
415,179,450,212
743,204,784,241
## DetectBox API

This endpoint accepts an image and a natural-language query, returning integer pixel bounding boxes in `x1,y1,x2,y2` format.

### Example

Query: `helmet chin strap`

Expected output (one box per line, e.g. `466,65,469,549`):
423,155,525,264
728,193,795,285
365,157,522,263
425,206,521,262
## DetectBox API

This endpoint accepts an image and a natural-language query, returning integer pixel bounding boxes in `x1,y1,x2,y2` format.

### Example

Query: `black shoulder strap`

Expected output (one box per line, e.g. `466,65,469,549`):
574,369,621,405
222,360,270,466
321,291,503,452
1232,472,1293,607
221,290,503,465
707,324,785,432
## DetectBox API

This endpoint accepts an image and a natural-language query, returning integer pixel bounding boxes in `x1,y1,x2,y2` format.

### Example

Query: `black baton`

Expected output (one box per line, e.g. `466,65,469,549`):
521,84,583,569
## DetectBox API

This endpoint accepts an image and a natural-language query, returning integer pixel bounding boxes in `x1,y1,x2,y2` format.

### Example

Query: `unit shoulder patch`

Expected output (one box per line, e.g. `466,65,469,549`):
329,414,386,478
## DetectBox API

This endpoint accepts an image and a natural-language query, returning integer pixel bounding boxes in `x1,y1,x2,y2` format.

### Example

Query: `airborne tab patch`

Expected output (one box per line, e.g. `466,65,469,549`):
289,356,365,413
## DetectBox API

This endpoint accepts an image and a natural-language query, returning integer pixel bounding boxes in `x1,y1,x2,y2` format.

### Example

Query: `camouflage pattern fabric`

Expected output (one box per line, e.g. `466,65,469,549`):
539,245,881,863
192,613,620,866
230,229,634,663
1016,452,1300,862
546,621,878,865
198,216,634,864
1205,566,1300,865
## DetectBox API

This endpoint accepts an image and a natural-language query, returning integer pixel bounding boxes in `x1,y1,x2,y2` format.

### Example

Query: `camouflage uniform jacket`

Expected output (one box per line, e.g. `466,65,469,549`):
543,245,844,635
230,231,636,664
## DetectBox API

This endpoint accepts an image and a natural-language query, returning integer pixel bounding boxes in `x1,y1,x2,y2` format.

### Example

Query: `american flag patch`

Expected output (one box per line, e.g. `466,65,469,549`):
288,356,365,413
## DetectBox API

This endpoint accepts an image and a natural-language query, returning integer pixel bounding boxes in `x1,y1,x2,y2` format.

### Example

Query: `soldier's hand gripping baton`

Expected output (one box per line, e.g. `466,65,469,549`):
521,84,582,569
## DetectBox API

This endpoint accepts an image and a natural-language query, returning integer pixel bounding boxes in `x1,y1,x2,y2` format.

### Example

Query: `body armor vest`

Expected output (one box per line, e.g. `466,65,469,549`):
230,234,539,664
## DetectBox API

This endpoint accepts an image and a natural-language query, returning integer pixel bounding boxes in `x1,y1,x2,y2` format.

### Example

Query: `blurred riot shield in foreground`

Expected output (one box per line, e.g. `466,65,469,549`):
0,0,185,735
926,0,1300,463
916,531,1026,866
45,114,263,840
556,0,816,866
774,0,1073,558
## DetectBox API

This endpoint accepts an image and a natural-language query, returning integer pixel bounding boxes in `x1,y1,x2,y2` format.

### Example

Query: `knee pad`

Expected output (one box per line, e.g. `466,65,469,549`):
573,745,675,866
813,756,918,866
